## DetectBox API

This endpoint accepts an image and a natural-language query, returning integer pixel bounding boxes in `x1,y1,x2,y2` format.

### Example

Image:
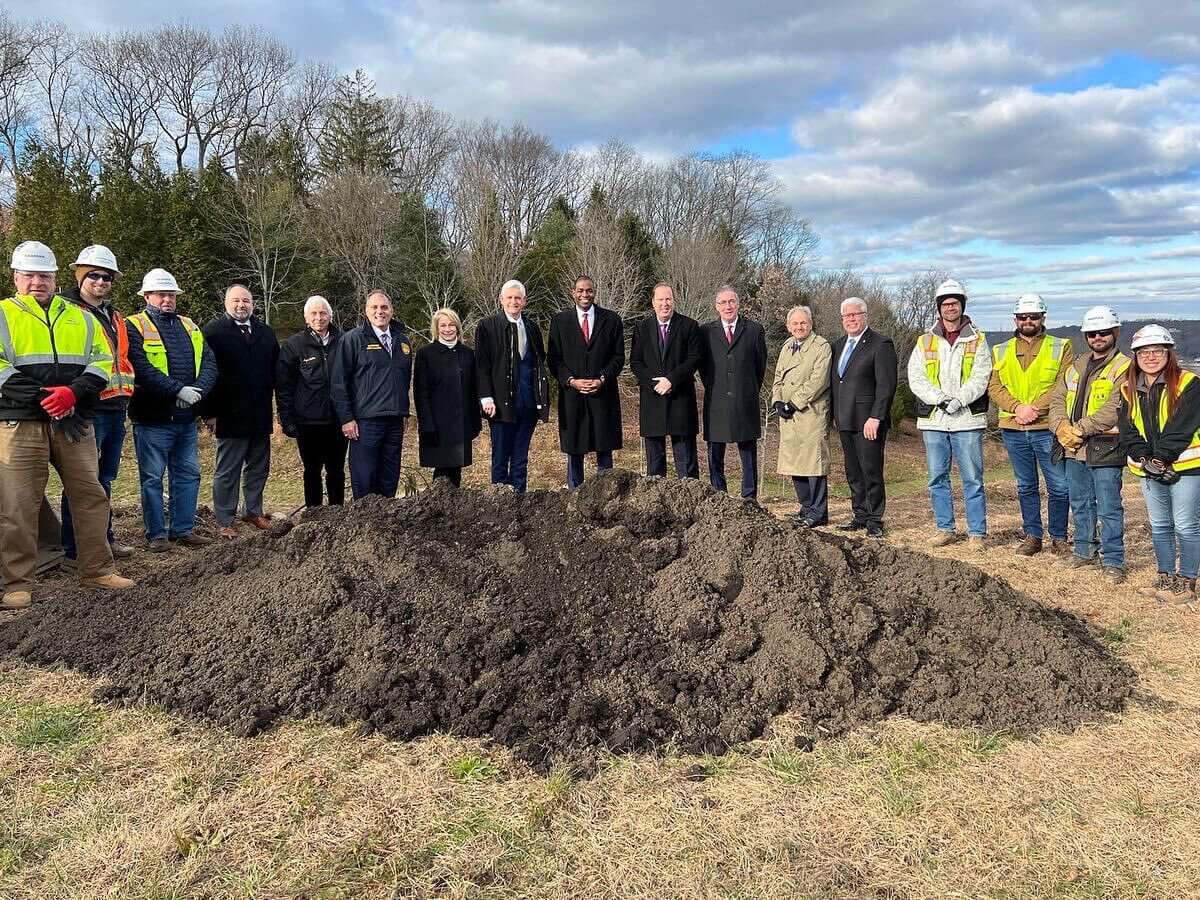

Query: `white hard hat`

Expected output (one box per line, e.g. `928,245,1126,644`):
1080,306,1120,332
10,240,58,273
1013,293,1048,315
934,279,967,304
138,268,182,296
1130,324,1175,350
73,244,120,274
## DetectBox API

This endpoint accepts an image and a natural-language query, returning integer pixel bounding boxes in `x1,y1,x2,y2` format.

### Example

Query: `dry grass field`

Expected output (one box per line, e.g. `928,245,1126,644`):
3,416,1199,899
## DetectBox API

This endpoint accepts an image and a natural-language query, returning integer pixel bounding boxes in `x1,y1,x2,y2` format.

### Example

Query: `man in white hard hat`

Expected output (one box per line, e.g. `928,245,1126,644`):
988,294,1074,556
0,241,135,609
58,245,136,564
907,280,992,549
125,268,218,551
1048,306,1130,583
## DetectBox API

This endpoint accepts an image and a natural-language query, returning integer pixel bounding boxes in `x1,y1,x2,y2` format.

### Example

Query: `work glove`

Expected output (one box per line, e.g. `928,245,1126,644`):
1144,457,1181,485
176,386,202,407
40,385,76,418
51,414,89,443
1055,420,1084,451
943,398,963,415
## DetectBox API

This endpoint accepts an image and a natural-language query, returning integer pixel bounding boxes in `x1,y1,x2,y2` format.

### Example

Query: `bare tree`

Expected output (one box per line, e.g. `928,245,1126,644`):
29,22,97,168
210,27,294,168
148,23,216,172
585,138,645,212
884,268,951,381
82,32,161,167
457,184,525,326
0,13,35,184
567,203,646,325
660,230,742,321
312,171,403,309
387,94,455,197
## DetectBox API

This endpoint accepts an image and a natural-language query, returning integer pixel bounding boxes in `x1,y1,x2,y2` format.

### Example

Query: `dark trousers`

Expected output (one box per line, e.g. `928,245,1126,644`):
433,467,462,487
62,408,125,557
792,475,829,525
489,415,537,493
350,417,404,499
644,435,699,478
708,440,758,498
213,434,271,526
840,428,887,526
567,451,613,489
297,424,348,507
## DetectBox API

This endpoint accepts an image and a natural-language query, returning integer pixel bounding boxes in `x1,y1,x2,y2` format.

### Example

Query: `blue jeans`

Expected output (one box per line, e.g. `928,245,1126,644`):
1140,475,1200,578
489,415,537,493
1001,429,1068,540
1064,461,1125,568
922,429,987,537
61,408,126,557
133,421,201,541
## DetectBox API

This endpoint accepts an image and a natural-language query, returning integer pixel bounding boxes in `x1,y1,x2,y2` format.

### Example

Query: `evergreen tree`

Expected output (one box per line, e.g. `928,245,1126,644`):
94,146,170,312
8,141,96,284
318,70,398,178
385,194,460,334
517,195,576,317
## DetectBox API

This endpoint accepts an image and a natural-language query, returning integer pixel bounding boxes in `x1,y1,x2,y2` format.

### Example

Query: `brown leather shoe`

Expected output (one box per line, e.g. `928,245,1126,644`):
243,514,273,530
1014,535,1043,556
81,573,135,590
174,532,213,547
109,542,136,558
146,538,171,553
219,525,239,539
2,590,32,610
1049,538,1070,557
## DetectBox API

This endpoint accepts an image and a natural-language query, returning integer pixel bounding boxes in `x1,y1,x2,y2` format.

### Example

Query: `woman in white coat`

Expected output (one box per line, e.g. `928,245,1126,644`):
772,305,833,526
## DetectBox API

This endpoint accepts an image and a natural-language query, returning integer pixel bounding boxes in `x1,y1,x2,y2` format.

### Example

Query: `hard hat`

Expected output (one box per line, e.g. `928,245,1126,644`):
1080,306,1120,332
1130,324,1175,350
934,279,967,305
10,240,58,273
1013,293,1048,315
72,244,120,274
138,268,183,295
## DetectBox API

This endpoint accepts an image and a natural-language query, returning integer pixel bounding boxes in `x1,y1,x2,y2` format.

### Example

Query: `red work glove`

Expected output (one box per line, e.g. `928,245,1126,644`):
40,385,77,418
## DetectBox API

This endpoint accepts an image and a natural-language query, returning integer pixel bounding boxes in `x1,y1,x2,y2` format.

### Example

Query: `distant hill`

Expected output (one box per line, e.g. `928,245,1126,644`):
1044,318,1200,367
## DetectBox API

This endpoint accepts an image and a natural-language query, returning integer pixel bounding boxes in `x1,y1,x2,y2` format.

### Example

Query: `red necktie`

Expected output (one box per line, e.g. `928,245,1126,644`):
581,314,590,343
725,324,734,345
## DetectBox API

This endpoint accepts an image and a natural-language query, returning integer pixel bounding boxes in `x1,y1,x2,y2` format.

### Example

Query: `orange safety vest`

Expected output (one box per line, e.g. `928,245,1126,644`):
99,307,135,400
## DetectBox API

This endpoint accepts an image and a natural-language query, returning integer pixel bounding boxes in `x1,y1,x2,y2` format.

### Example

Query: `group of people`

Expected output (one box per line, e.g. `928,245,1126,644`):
1,240,1196,610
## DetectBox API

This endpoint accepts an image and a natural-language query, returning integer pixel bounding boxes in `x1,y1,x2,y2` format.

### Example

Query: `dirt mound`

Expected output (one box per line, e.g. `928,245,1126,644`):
0,472,1134,771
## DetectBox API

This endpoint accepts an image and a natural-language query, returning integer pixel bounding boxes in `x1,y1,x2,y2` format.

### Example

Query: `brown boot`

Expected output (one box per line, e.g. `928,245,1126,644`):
1139,572,1172,599
174,532,213,547
243,514,273,530
81,573,135,590
1014,535,1043,556
109,542,136,559
1155,575,1194,605
2,590,32,610
1049,538,1070,557
929,531,959,548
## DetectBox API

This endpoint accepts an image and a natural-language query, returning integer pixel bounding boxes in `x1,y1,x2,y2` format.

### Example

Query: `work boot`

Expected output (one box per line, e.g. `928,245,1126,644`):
1155,575,1194,605
174,532,213,547
929,531,959,548
1101,566,1126,585
1063,553,1098,570
146,538,171,553
2,590,32,610
219,525,238,539
1014,535,1043,556
109,542,136,559
1138,572,1172,599
1049,538,1070,557
81,573,135,591
243,514,273,530
967,535,986,551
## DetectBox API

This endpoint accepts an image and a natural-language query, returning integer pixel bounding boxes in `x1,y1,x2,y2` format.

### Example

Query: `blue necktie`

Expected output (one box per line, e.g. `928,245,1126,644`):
838,338,856,377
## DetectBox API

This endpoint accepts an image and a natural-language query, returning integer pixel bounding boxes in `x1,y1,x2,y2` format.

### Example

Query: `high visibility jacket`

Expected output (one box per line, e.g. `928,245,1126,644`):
1064,352,1130,435
1123,371,1200,476
62,289,134,403
0,294,113,420
127,312,203,378
992,335,1069,420
906,320,992,431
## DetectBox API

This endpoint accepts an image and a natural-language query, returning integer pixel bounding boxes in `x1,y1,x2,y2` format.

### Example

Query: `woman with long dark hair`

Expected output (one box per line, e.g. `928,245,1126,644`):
1119,324,1200,605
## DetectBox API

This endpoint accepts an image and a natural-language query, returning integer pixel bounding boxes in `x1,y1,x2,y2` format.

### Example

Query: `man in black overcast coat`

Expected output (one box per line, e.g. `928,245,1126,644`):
829,296,898,537
700,286,768,498
629,282,702,477
547,275,624,488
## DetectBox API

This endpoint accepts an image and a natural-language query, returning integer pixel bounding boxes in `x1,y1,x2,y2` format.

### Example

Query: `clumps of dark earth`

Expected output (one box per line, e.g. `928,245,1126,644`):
1,472,1135,772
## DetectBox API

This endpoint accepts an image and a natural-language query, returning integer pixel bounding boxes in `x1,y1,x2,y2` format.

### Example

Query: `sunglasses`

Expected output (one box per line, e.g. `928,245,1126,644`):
1084,329,1115,339
84,272,114,283
1014,314,1043,322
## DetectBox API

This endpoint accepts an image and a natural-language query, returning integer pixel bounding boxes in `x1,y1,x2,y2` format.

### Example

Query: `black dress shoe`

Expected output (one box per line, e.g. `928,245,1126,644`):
837,521,867,531
866,523,885,538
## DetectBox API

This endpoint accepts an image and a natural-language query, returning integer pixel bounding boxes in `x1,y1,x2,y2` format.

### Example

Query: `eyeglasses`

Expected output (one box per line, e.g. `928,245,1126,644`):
841,312,865,319
83,272,114,283
1135,348,1168,359
1014,314,1043,322
1084,329,1115,339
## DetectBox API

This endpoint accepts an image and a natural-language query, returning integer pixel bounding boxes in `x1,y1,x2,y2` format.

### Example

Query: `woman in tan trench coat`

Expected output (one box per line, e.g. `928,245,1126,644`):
772,305,832,526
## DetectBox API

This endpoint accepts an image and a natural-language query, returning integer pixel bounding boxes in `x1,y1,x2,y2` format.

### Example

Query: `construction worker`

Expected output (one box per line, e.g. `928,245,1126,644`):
906,279,991,549
1119,324,1200,606
59,244,135,565
988,294,1074,556
126,268,218,551
0,241,135,609
1048,306,1130,583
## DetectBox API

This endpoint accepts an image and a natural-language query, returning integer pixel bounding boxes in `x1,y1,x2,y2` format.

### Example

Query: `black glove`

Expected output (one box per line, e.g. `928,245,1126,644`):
52,415,90,443
1144,457,1180,485
774,401,796,421
281,422,298,439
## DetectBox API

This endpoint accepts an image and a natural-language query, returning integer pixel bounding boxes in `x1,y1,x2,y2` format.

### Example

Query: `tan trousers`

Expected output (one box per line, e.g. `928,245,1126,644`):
0,420,115,591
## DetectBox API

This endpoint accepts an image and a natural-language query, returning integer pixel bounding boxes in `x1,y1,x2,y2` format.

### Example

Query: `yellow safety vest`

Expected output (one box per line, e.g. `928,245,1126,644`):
0,294,113,387
992,335,1069,419
128,312,203,378
1125,370,1200,476
920,330,985,383
1063,352,1130,435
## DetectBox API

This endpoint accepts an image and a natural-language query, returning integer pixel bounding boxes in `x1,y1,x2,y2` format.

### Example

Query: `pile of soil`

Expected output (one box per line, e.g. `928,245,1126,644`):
0,472,1134,771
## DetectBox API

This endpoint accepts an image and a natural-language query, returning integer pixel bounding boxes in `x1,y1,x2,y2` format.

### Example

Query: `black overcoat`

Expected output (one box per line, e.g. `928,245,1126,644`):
473,312,550,423
414,341,482,468
629,313,702,437
547,306,625,454
699,317,768,443
199,314,280,438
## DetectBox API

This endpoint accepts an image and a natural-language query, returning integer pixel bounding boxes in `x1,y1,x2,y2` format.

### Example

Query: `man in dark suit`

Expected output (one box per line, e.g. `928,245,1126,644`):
547,275,624,488
200,284,280,538
475,279,550,493
630,282,702,477
700,287,768,498
829,296,898,537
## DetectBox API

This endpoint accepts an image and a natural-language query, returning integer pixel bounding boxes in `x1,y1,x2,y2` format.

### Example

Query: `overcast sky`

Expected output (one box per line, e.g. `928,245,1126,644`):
37,0,1200,329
